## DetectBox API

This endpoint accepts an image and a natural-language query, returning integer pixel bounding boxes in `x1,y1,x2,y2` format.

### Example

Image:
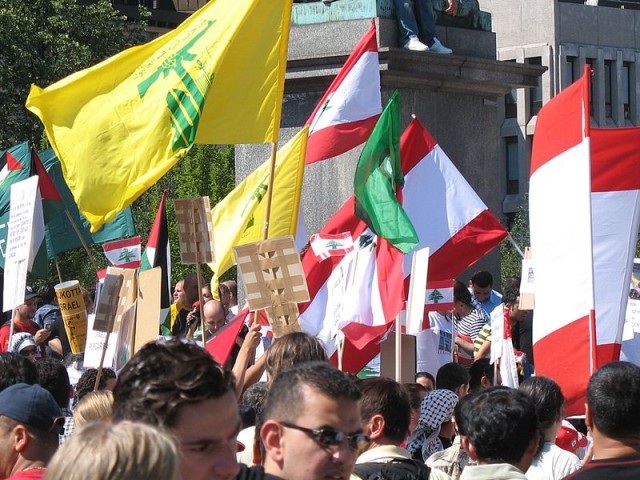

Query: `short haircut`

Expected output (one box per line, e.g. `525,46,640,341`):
37,284,57,304
0,414,59,461
74,368,116,406
436,362,470,392
263,361,360,423
587,361,640,437
112,338,235,429
415,371,435,385
0,352,39,392
223,280,238,299
240,381,269,428
502,287,519,306
265,332,328,380
469,358,494,392
35,358,71,409
74,390,114,429
458,387,538,464
519,376,564,433
358,377,410,444
454,280,472,305
402,383,427,412
470,271,493,288
46,422,179,480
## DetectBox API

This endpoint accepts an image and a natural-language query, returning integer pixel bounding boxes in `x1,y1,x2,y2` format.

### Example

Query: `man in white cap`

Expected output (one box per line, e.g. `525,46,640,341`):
8,333,39,362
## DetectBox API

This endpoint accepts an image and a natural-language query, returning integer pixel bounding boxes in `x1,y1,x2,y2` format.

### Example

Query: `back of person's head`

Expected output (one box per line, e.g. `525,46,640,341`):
459,386,538,465
358,377,410,445
74,390,114,429
239,381,269,428
112,338,234,429
74,367,116,405
265,332,328,380
37,284,57,304
222,280,238,300
502,286,520,306
436,362,470,394
587,361,640,437
454,280,472,305
470,271,493,288
263,361,360,423
402,383,427,412
504,276,521,291
519,376,564,434
0,352,39,392
469,358,494,393
46,421,179,480
35,358,71,409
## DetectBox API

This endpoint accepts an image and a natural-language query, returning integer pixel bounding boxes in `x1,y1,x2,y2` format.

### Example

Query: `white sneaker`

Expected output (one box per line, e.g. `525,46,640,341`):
404,36,429,52
428,38,453,55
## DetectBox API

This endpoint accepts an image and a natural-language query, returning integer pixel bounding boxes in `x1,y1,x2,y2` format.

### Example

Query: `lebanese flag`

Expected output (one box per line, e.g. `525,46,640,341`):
300,119,506,372
400,119,507,282
310,232,355,260
591,127,640,367
102,236,142,269
530,67,595,416
305,19,382,165
424,280,455,313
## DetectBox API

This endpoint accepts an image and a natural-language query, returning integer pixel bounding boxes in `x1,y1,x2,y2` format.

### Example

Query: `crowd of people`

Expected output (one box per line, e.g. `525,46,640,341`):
0,268,639,480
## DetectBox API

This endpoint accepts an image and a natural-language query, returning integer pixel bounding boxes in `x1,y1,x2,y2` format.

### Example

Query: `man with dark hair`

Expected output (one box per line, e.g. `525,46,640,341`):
519,376,581,478
469,271,502,317
259,361,366,480
0,290,49,356
0,383,65,479
34,358,74,444
112,338,240,480
222,279,239,316
452,281,487,366
468,358,496,394
415,372,435,392
0,353,39,392
565,361,640,479
436,362,470,398
458,387,539,479
353,378,449,480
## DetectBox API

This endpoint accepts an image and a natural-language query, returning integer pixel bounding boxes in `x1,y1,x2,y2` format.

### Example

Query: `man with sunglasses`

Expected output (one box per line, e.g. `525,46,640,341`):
259,361,366,480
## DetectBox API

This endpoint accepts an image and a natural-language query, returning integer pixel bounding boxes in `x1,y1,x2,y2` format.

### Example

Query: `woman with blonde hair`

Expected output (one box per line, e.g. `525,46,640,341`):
73,390,113,429
46,421,179,480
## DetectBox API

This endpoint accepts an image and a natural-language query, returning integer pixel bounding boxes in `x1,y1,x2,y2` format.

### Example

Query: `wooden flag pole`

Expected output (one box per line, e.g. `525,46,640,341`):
54,257,63,283
262,142,279,240
63,208,100,272
192,210,206,347
395,314,402,382
94,312,117,392
507,233,525,258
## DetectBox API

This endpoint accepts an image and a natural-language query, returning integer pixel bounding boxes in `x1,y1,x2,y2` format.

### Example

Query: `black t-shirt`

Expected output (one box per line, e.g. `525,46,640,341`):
48,315,72,358
564,454,640,480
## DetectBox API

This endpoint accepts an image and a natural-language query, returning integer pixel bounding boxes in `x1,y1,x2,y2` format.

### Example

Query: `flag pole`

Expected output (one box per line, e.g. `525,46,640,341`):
54,257,63,283
192,214,206,347
262,142,279,240
506,233,525,258
63,209,100,272
94,310,116,391
395,313,402,382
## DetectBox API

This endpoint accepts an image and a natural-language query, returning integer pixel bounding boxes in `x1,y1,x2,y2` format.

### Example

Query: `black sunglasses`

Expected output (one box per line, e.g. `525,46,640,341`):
280,421,370,451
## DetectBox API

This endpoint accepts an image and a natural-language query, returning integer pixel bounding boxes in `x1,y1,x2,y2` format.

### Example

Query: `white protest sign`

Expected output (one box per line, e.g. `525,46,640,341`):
3,176,44,311
406,247,430,335
84,314,117,370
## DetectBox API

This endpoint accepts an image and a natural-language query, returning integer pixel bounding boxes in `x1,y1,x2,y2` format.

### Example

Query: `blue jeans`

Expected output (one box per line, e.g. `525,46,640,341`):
393,0,440,47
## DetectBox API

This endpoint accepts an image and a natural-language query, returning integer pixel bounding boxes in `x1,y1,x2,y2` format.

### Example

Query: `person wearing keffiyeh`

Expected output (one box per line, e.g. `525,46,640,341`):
407,389,459,461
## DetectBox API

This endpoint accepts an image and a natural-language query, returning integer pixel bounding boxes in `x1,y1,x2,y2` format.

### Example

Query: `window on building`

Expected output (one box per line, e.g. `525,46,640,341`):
528,57,543,116
623,62,631,120
506,137,519,195
505,89,518,118
565,56,578,87
586,58,595,119
604,60,613,119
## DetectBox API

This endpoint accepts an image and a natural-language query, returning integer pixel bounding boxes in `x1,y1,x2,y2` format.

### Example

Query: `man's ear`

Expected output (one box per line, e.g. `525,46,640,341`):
480,375,492,389
366,414,385,441
585,403,593,430
261,420,284,463
14,424,29,453
460,436,479,462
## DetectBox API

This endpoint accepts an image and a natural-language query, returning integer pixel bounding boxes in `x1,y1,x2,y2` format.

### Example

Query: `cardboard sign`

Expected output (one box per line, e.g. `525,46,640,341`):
54,280,88,353
174,197,214,264
406,247,430,335
93,274,124,333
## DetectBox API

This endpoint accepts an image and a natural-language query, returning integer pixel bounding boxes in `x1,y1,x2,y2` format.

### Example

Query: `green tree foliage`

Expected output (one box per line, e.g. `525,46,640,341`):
0,0,149,149
500,195,529,290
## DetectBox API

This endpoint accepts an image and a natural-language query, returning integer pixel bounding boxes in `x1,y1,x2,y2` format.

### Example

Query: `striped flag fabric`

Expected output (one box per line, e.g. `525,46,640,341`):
424,280,455,313
305,19,382,165
103,236,141,269
310,232,355,260
590,127,640,366
530,66,595,416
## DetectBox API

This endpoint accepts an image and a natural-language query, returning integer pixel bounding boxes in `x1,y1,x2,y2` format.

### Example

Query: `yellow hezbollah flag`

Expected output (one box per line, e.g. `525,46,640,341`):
210,126,308,284
26,0,293,232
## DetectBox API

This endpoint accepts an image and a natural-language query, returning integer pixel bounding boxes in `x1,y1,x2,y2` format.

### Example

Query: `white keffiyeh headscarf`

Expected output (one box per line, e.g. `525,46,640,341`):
406,389,458,461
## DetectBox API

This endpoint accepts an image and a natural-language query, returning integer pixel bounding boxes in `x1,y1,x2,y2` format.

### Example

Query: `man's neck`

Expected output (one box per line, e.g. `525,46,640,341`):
14,314,30,326
11,457,47,477
592,430,640,460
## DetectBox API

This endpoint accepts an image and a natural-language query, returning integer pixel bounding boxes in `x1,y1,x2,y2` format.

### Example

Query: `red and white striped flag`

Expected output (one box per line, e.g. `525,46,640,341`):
310,232,355,260
591,127,640,366
304,19,382,165
424,280,455,313
530,66,595,416
102,236,141,269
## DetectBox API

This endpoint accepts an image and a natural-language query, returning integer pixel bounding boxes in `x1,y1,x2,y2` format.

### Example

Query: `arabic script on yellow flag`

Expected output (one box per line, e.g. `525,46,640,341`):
26,0,293,232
